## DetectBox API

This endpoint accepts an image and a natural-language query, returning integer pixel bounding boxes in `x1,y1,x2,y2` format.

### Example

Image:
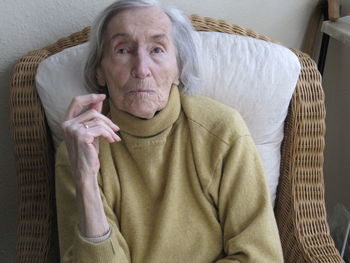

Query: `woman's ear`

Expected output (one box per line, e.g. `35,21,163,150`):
96,67,106,86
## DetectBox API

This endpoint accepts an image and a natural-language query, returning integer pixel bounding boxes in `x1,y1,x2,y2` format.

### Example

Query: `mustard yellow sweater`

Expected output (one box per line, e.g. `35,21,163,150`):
56,86,283,263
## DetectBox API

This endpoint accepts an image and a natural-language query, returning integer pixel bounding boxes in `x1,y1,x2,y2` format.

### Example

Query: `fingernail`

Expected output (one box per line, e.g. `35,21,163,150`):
114,133,121,141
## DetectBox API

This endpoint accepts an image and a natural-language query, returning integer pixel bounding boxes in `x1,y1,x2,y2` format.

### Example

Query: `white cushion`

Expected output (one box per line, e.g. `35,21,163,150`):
195,32,300,204
35,31,300,205
36,42,90,148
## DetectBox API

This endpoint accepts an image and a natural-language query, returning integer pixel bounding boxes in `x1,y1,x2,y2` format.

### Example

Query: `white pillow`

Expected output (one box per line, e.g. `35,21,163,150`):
195,32,300,204
36,32,300,205
36,42,90,148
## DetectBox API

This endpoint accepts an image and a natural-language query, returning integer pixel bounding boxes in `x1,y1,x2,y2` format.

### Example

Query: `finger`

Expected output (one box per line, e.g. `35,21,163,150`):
82,125,121,144
64,109,119,132
81,109,119,131
64,94,106,121
89,100,103,113
82,119,121,142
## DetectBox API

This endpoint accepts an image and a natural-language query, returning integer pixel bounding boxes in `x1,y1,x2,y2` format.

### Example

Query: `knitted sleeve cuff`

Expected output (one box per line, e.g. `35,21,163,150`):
73,225,118,262
82,226,112,243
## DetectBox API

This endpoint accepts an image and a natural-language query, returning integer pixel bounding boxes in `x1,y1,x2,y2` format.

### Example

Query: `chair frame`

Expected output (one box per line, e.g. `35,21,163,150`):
10,15,344,263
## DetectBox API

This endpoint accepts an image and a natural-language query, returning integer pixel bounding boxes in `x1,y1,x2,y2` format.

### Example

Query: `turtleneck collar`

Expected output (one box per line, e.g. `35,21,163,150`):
110,85,181,137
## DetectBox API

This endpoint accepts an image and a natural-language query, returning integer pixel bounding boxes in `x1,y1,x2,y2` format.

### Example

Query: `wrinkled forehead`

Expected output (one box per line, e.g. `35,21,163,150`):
104,6,174,43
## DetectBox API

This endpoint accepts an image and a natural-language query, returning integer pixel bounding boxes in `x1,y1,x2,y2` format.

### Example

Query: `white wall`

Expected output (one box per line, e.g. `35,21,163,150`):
310,0,350,218
322,38,350,215
0,0,319,261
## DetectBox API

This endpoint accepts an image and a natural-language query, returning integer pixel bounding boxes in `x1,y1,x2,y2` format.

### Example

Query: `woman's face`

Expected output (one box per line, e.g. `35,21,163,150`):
97,6,179,119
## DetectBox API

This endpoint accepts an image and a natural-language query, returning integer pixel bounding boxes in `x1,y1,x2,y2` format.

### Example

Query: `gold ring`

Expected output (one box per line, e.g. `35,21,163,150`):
83,123,89,129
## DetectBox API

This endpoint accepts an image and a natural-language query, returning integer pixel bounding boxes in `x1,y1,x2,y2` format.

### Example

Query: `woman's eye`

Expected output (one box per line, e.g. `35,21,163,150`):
152,47,163,54
117,48,128,54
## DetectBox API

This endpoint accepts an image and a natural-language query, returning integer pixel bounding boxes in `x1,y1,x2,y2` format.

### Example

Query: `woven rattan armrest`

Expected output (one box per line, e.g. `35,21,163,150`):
10,15,344,263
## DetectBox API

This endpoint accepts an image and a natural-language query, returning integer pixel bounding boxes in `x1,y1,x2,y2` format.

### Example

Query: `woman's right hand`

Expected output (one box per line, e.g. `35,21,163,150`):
61,94,120,237
61,93,120,187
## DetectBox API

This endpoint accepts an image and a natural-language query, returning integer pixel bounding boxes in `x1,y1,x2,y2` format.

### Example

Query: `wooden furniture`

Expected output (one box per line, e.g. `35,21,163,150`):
303,0,340,73
10,14,344,263
318,0,341,74
328,0,341,21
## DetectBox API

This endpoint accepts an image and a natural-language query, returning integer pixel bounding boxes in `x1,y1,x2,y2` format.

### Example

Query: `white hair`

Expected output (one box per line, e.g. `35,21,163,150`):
84,0,201,94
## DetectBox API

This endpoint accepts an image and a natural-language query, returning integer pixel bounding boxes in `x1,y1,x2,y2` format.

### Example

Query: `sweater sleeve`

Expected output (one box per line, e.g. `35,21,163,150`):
55,143,131,263
209,135,284,263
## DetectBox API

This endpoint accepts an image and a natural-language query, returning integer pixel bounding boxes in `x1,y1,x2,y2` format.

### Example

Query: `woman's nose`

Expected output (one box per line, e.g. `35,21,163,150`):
131,52,151,79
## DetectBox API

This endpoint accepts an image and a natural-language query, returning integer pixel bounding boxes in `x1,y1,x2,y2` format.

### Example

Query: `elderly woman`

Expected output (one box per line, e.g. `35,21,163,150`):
55,0,284,262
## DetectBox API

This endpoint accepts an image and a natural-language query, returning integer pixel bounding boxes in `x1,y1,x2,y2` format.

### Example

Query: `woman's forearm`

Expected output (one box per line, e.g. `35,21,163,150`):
75,177,110,238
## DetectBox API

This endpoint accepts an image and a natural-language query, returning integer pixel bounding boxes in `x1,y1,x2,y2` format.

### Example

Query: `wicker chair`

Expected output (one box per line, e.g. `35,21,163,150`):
10,15,344,263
